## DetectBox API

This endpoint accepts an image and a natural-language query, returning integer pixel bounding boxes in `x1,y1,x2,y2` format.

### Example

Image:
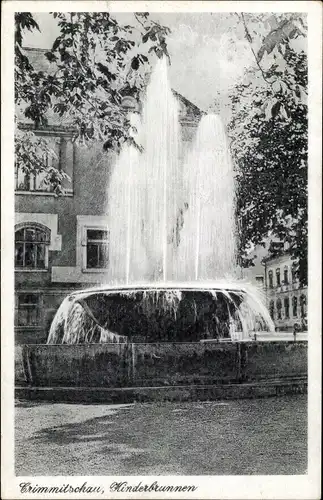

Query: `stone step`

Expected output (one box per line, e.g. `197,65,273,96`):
15,377,307,404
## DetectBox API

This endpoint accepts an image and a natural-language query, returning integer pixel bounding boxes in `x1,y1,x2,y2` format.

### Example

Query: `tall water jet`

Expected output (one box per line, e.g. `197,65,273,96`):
107,111,148,284
140,57,181,281
176,114,237,281
107,57,181,284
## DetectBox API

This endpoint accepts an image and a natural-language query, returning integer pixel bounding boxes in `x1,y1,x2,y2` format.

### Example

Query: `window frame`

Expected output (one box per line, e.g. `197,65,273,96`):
15,223,50,271
300,294,307,318
15,128,74,197
284,297,290,319
276,268,281,287
15,292,43,328
268,270,274,289
291,263,298,283
82,225,109,272
15,135,62,194
283,266,289,284
255,275,264,287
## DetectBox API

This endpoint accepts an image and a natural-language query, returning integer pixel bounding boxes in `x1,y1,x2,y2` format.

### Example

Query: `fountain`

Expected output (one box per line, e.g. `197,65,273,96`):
47,282,274,344
176,113,236,281
47,57,275,345
107,57,182,283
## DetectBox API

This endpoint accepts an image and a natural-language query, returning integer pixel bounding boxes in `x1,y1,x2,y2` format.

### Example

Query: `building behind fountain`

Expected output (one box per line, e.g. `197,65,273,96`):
14,48,204,344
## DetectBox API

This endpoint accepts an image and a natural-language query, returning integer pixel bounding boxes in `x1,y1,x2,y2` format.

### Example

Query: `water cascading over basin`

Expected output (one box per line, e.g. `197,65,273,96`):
47,283,275,344
48,57,275,345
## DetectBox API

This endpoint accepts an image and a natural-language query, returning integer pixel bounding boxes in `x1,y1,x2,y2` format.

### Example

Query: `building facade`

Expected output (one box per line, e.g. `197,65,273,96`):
241,241,308,332
15,49,203,344
263,245,308,332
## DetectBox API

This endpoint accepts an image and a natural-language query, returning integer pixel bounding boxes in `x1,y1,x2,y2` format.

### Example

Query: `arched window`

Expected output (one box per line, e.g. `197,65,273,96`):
15,223,50,269
300,294,307,318
283,266,289,284
268,270,273,289
276,268,281,286
121,96,140,113
284,297,290,319
269,300,275,320
276,298,282,319
292,296,298,317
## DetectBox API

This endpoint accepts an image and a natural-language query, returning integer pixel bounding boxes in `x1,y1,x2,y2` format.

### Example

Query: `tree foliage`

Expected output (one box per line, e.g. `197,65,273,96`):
15,12,171,192
229,13,308,285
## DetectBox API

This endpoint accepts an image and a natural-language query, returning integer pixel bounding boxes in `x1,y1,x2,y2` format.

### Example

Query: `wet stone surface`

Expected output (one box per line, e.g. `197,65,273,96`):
15,395,307,476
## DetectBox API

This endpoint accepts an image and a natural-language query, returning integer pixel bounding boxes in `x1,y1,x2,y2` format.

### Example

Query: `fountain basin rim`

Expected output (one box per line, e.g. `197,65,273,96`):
68,281,253,300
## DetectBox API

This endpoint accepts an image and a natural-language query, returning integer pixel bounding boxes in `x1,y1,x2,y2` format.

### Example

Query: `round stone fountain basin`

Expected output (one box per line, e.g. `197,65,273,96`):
47,282,275,345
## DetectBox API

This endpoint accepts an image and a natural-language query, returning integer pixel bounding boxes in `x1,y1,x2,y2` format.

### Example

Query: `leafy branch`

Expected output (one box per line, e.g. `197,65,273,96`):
239,13,274,86
15,12,172,191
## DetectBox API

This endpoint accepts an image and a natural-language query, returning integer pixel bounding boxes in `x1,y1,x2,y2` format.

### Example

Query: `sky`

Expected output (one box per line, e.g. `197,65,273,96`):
22,12,255,112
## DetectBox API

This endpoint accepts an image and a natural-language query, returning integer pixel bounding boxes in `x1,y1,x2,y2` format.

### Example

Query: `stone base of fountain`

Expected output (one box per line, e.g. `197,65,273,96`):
15,340,307,403
18,283,306,403
15,377,308,404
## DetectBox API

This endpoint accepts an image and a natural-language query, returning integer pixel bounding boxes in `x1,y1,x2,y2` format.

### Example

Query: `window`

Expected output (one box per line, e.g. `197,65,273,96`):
16,167,51,192
86,229,109,269
284,297,290,319
15,293,41,326
15,225,50,269
269,300,275,320
283,266,289,284
292,296,298,317
276,268,281,286
15,136,61,193
300,294,307,318
268,270,273,289
121,96,140,113
291,263,298,283
255,275,264,287
276,298,282,320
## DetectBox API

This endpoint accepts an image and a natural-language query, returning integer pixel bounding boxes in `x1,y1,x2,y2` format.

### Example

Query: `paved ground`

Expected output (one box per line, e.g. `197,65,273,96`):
15,395,307,476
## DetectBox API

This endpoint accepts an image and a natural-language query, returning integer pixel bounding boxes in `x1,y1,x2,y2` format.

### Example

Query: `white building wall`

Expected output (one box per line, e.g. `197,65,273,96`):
265,253,307,331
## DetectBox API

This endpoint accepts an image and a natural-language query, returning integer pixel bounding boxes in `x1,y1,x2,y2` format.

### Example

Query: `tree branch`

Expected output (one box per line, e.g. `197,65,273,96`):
239,13,274,86
134,13,146,31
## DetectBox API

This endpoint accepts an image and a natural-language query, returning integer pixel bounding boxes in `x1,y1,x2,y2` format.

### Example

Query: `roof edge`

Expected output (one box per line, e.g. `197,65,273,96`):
21,46,205,116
